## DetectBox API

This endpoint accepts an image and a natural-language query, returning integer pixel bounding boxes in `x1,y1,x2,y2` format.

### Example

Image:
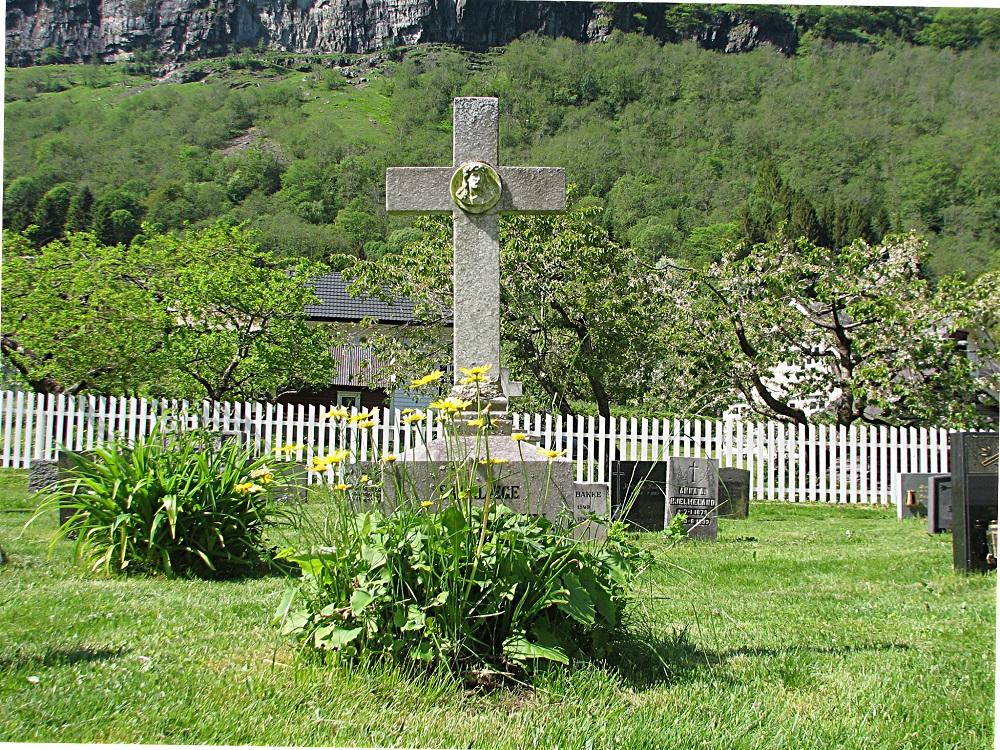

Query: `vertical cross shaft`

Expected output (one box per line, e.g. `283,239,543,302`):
385,96,566,393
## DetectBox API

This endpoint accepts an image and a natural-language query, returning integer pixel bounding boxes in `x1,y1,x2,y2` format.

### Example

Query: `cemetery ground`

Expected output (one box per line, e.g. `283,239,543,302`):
0,469,993,750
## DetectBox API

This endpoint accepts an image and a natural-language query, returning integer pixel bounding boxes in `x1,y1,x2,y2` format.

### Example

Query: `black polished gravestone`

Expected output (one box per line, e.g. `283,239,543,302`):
927,474,952,534
950,433,999,572
611,461,667,532
718,467,751,520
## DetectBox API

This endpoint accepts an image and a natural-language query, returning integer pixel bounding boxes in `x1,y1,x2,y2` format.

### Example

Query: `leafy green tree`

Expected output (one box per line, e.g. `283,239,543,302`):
665,233,995,428
3,176,43,231
224,148,285,203
1,231,169,395
331,199,383,258
347,207,684,417
1,225,337,401
136,224,335,400
64,185,94,232
32,183,74,245
92,190,144,245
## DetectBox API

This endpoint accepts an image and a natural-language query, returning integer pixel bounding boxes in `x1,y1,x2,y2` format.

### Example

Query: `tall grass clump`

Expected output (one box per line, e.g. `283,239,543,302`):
277,367,650,676
32,425,296,578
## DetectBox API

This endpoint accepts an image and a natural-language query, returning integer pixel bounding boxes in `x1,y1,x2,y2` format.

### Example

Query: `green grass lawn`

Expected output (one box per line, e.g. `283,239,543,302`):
0,469,993,749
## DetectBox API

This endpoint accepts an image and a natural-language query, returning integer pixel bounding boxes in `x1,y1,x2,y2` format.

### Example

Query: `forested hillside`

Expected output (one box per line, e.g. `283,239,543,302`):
4,32,999,277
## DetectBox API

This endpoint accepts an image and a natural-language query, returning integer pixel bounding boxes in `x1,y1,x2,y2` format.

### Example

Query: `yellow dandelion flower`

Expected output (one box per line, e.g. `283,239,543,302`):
466,417,485,427
234,482,254,494
479,457,509,465
322,449,351,465
538,448,566,461
429,396,472,413
459,374,487,385
307,457,330,473
409,370,445,389
511,433,528,442
459,364,492,376
360,474,370,483
420,500,434,508
334,483,352,491
347,410,376,424
401,411,425,425
382,454,399,463
325,407,349,420
356,420,377,429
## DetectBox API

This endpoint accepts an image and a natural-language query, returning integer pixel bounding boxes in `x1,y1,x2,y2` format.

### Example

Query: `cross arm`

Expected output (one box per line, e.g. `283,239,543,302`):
385,167,455,214
497,167,566,213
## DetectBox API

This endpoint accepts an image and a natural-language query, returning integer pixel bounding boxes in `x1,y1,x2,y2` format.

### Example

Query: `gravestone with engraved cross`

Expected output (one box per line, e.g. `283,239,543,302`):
665,457,719,540
385,96,565,409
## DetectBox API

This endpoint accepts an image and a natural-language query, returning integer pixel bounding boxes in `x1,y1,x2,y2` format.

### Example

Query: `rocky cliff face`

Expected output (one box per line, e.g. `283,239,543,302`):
5,0,797,66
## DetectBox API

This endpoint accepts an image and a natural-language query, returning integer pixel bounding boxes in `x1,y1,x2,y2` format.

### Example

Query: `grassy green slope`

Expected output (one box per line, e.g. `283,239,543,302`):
0,471,993,749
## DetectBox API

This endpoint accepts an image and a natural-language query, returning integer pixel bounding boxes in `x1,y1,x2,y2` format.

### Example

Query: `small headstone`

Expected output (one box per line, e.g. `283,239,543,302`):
950,432,999,572
665,457,719,540
927,474,952,534
894,473,937,519
611,461,667,532
717,467,751,519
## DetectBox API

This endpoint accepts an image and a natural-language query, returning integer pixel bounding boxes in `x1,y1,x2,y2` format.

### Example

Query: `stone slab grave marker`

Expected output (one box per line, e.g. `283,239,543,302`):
386,96,566,403
665,457,719,540
949,432,998,572
893,472,938,520
927,474,952,534
717,467,751,519
611,458,719,539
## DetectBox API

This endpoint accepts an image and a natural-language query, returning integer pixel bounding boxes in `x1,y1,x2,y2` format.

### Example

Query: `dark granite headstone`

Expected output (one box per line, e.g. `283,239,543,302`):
718,468,751,519
611,461,667,532
950,433,999,572
665,457,719,540
927,474,952,534
895,473,937,519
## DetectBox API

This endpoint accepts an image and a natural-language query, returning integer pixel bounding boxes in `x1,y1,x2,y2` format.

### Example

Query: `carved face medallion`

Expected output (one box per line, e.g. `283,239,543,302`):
450,161,502,214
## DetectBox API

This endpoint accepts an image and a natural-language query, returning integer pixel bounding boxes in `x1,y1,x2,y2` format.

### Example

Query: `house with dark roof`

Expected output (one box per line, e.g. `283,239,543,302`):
276,271,451,413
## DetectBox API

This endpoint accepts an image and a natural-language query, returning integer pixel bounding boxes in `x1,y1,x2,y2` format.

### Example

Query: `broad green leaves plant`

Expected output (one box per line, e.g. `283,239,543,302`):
276,382,650,675
32,426,297,577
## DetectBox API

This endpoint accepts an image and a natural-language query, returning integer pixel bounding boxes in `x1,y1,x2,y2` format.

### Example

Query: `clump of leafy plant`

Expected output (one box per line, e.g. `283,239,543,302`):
33,425,296,578
277,367,650,675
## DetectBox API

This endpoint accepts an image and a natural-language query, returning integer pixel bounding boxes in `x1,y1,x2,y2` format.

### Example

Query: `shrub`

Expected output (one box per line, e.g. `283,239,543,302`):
35,426,296,578
276,369,649,675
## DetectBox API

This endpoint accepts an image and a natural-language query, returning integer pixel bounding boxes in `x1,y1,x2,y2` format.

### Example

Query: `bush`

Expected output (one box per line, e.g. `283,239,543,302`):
276,372,649,675
35,426,296,578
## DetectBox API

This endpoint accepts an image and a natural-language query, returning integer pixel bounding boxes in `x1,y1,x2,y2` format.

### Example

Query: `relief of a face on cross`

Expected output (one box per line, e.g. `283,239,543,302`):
385,98,566,397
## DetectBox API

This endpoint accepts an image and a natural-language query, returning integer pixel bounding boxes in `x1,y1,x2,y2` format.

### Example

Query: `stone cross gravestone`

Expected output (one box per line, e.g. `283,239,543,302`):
384,97,613,538
927,474,952,534
386,96,566,403
949,432,999,572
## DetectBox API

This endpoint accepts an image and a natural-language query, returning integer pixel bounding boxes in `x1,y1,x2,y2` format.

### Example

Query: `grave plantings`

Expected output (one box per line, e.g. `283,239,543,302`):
275,374,649,676
30,425,297,578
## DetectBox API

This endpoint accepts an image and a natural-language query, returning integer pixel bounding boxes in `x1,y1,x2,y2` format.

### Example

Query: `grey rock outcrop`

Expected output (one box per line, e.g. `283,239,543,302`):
5,1,798,66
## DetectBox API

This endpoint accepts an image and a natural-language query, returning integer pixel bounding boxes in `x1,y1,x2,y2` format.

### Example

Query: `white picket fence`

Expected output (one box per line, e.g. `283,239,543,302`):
0,390,955,505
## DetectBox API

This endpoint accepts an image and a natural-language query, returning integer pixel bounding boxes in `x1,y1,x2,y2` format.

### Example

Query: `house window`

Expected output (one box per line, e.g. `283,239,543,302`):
337,391,362,409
